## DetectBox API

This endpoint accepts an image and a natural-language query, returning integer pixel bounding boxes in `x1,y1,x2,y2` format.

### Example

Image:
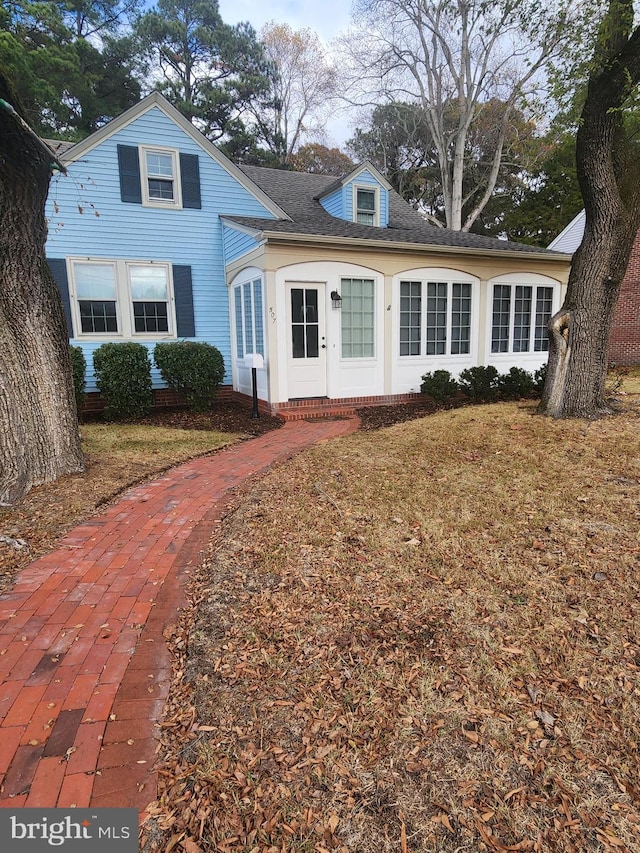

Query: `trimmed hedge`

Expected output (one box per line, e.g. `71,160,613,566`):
421,364,546,405
93,342,153,421
420,369,459,403
154,342,225,412
70,345,86,417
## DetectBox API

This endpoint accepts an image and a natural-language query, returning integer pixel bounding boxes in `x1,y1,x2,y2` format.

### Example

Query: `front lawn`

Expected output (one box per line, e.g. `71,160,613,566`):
146,397,640,853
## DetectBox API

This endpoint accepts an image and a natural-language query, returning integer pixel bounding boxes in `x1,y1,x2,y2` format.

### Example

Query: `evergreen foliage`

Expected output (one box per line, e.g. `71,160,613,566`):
93,342,153,420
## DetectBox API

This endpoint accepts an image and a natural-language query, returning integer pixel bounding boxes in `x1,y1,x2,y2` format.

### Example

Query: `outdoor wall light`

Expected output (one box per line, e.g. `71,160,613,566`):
330,290,342,308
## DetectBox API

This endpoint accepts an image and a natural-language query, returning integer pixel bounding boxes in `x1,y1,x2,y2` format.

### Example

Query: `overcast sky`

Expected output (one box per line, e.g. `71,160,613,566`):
217,0,357,146
217,0,354,44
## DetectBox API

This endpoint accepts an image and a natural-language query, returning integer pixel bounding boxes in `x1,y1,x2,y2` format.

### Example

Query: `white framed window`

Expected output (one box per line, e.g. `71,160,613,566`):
491,282,554,354
69,258,176,339
234,278,264,359
341,277,375,358
140,146,182,208
354,185,379,226
399,279,472,356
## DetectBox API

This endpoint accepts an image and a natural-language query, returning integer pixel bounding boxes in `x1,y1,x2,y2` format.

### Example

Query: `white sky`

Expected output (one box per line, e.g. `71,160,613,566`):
217,0,354,45
218,0,358,146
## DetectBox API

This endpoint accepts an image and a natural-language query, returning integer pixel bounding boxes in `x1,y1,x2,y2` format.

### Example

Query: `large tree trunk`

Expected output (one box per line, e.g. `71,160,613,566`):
0,72,84,505
539,0,640,418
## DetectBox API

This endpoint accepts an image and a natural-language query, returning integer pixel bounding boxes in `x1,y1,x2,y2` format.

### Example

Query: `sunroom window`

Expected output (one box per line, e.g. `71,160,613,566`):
400,280,472,356
491,284,554,354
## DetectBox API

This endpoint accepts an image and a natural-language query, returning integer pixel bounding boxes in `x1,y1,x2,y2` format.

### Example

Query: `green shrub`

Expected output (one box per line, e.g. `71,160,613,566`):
93,342,153,420
458,365,499,401
154,342,225,412
497,367,535,399
420,369,459,403
533,363,547,397
69,345,86,417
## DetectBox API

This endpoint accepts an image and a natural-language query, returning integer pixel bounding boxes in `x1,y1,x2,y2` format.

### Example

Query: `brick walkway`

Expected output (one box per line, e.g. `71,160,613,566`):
0,417,358,814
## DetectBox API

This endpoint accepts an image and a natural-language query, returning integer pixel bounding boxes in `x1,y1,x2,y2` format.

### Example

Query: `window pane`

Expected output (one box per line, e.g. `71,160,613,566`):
306,324,319,358
426,282,447,355
534,287,553,351
243,282,253,352
74,263,116,300
399,281,421,356
79,301,118,334
341,278,375,358
292,324,305,358
133,301,168,333
253,279,264,356
147,179,174,200
234,286,244,358
357,189,375,211
129,266,168,300
513,285,532,353
146,152,173,177
357,212,374,225
491,285,511,353
451,282,471,354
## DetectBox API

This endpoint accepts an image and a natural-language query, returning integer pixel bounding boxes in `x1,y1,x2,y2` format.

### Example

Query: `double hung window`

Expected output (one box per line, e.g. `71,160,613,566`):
355,187,377,225
140,147,181,208
70,259,174,338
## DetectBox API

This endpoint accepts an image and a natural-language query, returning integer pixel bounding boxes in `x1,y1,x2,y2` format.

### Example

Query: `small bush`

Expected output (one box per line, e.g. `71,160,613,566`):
420,370,459,403
533,363,547,397
154,342,225,412
458,365,499,401
69,345,86,417
497,367,535,399
93,342,153,420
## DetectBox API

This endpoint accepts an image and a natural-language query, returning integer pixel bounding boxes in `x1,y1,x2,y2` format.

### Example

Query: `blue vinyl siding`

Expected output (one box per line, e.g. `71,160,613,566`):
319,188,345,219
223,225,261,263
45,105,275,391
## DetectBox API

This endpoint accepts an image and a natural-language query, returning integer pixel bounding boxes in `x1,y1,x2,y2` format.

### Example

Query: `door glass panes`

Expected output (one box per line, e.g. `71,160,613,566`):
426,282,447,355
492,285,511,353
534,287,553,351
74,262,118,333
451,283,471,354
513,285,532,353
341,278,375,358
400,281,421,355
291,288,320,358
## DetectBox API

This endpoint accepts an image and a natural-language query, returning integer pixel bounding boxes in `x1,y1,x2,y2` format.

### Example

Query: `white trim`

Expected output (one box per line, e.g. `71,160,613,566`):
486,272,561,358
67,256,177,341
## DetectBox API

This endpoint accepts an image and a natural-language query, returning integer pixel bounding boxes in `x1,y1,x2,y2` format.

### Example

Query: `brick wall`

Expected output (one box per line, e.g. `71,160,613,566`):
609,229,640,365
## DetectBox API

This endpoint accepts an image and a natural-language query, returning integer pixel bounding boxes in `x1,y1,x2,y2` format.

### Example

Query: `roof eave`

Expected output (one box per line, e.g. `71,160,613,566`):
257,229,573,261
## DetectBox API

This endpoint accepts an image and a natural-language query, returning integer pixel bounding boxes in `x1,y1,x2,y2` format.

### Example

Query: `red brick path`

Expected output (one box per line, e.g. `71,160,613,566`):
0,417,358,814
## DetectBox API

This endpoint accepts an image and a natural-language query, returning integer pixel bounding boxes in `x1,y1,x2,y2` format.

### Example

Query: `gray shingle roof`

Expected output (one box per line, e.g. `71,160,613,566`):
234,165,564,256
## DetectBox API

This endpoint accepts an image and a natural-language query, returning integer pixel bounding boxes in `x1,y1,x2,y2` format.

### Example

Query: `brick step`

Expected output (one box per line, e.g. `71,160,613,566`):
277,406,357,422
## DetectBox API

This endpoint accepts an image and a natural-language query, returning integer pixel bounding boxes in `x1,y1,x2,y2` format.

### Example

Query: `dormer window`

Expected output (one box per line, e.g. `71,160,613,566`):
355,187,378,226
140,146,182,208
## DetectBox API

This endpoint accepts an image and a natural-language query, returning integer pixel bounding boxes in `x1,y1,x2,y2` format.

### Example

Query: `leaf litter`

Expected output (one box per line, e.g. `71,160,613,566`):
142,398,640,853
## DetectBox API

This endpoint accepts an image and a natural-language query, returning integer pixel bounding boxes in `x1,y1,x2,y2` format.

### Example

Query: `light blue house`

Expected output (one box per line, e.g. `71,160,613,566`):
46,93,571,417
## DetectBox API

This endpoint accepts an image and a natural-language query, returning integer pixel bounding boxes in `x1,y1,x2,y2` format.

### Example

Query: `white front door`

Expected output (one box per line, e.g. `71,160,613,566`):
286,283,327,398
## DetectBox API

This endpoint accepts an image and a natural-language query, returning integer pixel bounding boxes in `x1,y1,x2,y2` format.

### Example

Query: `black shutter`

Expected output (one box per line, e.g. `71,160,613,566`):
173,265,195,337
117,144,142,204
180,152,201,209
47,258,73,337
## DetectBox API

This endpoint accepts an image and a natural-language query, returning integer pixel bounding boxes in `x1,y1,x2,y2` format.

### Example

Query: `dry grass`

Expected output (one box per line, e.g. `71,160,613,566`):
0,422,240,590
147,393,640,853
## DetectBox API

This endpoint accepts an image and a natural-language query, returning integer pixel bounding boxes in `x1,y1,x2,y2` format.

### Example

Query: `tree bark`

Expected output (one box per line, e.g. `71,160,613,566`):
539,0,640,418
0,71,84,505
